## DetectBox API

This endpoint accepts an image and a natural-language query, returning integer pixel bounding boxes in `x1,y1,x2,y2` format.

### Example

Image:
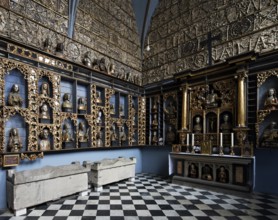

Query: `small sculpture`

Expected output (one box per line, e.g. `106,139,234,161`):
166,125,175,144
96,130,103,147
189,163,197,178
132,116,136,126
110,124,117,142
82,51,92,67
205,88,219,108
40,103,50,119
77,122,88,142
220,114,232,133
7,84,23,107
119,105,125,117
152,99,158,112
62,122,74,142
96,91,102,104
55,42,64,57
261,121,278,147
96,110,102,125
152,114,158,126
218,166,227,183
110,104,115,114
119,126,127,144
39,128,51,151
152,131,158,145
164,101,176,116
41,82,50,97
62,93,73,112
78,97,87,112
193,116,202,133
99,57,107,72
8,128,22,152
264,88,278,110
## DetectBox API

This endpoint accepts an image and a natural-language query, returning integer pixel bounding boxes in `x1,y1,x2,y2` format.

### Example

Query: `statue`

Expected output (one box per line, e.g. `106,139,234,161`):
203,88,219,108
110,104,115,114
110,124,117,143
62,122,74,142
261,121,278,147
264,88,278,110
119,105,125,117
99,57,107,72
82,51,92,67
166,125,175,144
62,93,73,112
96,130,103,147
41,82,50,97
164,101,176,116
7,84,23,107
193,116,202,133
152,99,158,112
220,114,232,133
96,110,102,125
77,122,88,142
152,114,158,126
96,91,102,104
119,126,127,144
152,131,158,145
8,128,22,152
78,97,87,112
39,128,51,151
40,103,50,119
189,163,197,178
218,166,227,183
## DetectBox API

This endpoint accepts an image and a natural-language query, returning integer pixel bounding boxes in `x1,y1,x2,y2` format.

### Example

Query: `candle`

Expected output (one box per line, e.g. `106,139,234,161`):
192,134,195,146
220,132,223,146
231,132,234,146
186,133,189,145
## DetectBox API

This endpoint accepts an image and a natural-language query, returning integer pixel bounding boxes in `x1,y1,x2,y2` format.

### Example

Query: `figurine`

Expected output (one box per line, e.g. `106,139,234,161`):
39,128,51,151
40,104,50,119
202,165,212,181
132,116,136,126
110,124,117,142
218,166,227,183
41,82,50,97
8,128,22,152
82,51,92,67
62,93,73,112
96,110,102,125
166,125,175,144
96,130,103,147
152,99,158,112
55,42,64,57
152,114,158,126
99,57,107,72
152,131,158,145
261,121,278,147
110,103,115,114
220,114,232,133
264,88,278,110
62,122,74,142
193,116,202,133
78,97,87,112
96,91,102,104
205,88,219,108
189,163,197,178
7,84,23,107
77,122,88,142
119,126,127,144
119,105,125,117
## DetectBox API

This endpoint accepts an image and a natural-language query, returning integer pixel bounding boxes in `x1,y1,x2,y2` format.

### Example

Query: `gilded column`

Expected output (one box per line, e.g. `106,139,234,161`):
181,85,188,130
237,69,248,127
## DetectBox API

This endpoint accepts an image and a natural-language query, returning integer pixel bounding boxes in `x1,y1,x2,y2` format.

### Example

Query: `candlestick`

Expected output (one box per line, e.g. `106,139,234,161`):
220,132,223,146
231,132,234,146
186,133,189,146
192,134,195,146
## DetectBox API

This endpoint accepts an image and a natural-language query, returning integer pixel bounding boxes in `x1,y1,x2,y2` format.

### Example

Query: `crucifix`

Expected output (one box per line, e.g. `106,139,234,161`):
200,31,221,66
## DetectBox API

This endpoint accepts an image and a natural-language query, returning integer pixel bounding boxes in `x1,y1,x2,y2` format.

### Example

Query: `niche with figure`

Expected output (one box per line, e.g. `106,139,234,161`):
109,94,116,116
5,69,28,108
201,164,213,181
77,83,89,114
110,123,118,146
216,165,229,183
206,112,217,133
96,87,104,106
119,94,128,119
39,102,52,124
38,127,53,151
62,119,75,149
188,163,198,178
5,114,27,153
119,124,128,146
61,79,75,113
77,118,89,148
39,77,52,98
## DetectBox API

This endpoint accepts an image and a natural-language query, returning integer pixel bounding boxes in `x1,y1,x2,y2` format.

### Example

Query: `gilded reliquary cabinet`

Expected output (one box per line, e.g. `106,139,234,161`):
0,41,146,167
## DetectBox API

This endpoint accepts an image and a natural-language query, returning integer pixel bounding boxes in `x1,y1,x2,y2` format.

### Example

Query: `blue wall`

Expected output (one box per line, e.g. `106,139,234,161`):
254,149,278,195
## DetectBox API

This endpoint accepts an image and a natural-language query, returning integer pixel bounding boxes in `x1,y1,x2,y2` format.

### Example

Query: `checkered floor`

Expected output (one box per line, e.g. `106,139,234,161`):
1,173,278,220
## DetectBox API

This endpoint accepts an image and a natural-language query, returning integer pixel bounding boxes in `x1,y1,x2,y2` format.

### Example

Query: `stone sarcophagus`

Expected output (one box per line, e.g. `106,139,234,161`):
84,157,136,191
6,162,90,216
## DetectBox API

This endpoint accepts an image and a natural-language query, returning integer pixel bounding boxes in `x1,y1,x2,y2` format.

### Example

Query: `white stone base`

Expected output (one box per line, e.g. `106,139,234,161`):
14,208,26,216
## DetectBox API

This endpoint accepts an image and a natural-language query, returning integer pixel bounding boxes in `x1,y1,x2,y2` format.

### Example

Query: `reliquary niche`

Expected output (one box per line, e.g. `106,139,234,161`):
0,57,146,167
256,69,278,148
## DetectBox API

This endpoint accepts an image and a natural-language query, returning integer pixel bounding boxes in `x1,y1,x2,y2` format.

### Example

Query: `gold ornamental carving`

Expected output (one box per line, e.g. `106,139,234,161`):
257,69,278,87
21,152,44,161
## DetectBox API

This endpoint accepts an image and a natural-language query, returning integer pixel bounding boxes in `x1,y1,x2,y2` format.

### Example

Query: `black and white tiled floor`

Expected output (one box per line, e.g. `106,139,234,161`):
1,173,278,220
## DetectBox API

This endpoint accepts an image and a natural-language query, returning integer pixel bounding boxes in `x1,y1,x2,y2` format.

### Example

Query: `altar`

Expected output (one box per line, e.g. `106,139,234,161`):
169,152,255,192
